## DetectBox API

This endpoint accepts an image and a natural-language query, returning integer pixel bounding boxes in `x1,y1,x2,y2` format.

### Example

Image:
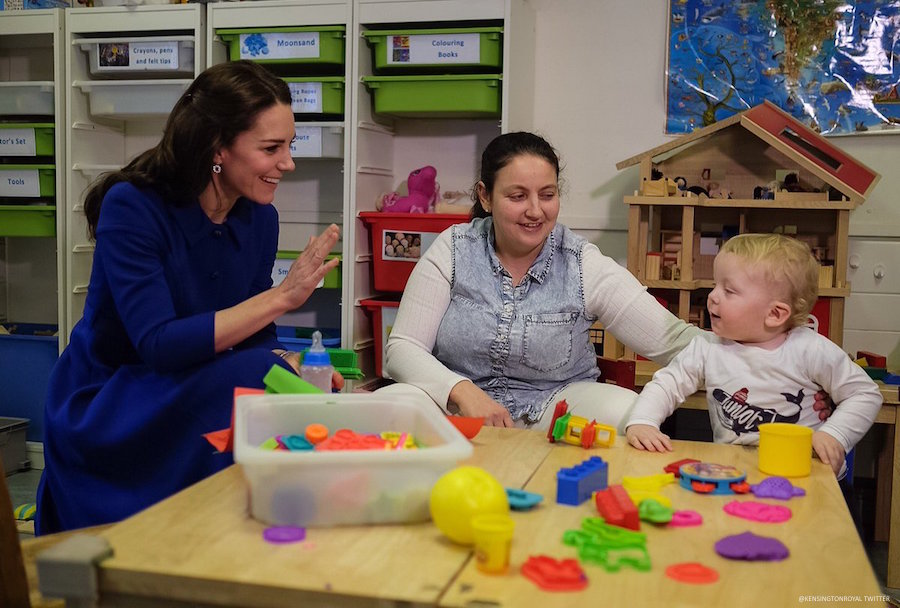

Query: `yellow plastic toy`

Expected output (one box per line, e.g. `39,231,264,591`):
429,466,509,545
558,413,616,448
622,473,676,508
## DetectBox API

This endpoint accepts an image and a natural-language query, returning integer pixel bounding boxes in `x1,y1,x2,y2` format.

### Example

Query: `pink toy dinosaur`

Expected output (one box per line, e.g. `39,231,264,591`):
378,166,438,213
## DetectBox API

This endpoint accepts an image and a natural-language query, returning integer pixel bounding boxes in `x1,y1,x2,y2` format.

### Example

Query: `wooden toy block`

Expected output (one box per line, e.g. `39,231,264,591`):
857,351,887,369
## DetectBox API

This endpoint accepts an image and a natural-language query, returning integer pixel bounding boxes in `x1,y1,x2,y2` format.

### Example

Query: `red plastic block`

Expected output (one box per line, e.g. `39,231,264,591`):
521,555,588,591
594,485,639,531
857,351,887,369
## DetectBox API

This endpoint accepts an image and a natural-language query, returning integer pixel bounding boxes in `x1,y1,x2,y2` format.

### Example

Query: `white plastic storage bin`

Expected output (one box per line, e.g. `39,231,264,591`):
73,80,190,119
234,393,472,527
78,37,195,78
0,82,54,115
291,123,343,158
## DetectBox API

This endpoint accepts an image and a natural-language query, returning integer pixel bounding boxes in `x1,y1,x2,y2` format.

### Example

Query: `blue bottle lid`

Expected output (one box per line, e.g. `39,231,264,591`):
303,330,332,366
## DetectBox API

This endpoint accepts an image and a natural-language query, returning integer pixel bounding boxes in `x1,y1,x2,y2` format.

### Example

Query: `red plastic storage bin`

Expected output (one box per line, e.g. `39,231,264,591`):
359,296,401,378
359,212,469,292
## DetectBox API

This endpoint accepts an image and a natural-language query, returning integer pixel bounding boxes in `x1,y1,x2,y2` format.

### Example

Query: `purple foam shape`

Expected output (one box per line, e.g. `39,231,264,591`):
715,531,789,561
724,500,792,523
750,476,806,500
263,526,307,544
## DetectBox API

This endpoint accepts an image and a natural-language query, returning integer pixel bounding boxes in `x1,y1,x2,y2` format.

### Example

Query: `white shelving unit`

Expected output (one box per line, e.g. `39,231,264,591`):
349,0,535,376
63,4,205,337
0,8,66,341
206,0,353,345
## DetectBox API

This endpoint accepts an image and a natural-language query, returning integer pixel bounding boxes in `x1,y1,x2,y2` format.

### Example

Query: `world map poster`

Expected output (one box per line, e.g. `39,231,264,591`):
666,0,900,136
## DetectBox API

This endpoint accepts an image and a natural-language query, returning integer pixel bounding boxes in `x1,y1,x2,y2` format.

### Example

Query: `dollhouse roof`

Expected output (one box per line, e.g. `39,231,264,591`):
616,101,880,206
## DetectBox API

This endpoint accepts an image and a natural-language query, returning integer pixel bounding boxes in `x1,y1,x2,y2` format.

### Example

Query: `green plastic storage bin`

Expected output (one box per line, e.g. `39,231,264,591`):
0,123,54,157
0,165,55,198
274,250,341,288
218,26,345,66
363,27,502,73
362,74,501,118
283,77,345,116
0,205,56,237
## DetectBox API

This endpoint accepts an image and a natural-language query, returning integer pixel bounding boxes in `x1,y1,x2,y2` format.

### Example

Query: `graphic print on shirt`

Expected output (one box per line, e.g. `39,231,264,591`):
712,387,803,435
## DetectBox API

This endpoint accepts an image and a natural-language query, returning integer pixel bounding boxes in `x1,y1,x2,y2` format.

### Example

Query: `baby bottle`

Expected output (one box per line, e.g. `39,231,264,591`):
301,330,334,393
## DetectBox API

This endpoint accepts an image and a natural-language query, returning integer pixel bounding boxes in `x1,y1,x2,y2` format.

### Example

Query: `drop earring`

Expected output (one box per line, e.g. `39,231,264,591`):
212,163,222,174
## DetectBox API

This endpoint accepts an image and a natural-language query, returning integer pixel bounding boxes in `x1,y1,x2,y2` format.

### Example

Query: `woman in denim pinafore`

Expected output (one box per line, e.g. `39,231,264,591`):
382,132,702,430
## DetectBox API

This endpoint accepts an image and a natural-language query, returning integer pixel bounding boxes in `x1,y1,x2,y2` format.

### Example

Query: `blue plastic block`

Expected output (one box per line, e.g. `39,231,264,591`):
557,456,608,506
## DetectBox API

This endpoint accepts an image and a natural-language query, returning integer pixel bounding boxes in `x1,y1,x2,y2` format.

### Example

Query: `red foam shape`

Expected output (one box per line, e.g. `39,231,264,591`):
546,400,569,443
594,485,640,531
448,416,485,439
521,555,588,591
664,458,701,478
665,562,719,584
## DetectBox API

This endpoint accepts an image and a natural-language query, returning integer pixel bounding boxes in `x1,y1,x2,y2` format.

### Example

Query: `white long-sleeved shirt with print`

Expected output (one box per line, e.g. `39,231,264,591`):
626,327,883,452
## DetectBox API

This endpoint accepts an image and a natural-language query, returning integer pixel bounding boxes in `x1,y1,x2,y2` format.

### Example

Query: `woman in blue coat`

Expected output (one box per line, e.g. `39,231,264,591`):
35,60,340,533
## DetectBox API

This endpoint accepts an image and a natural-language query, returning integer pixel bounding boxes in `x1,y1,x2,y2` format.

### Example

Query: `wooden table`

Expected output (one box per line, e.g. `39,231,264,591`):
637,359,900,588
36,428,884,607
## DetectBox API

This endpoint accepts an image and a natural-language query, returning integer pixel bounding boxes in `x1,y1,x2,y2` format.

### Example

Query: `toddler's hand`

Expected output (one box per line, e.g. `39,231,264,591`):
812,431,845,477
626,424,673,452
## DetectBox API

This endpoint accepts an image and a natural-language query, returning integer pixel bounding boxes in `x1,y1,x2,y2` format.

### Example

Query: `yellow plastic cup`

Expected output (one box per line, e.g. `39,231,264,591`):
470,513,515,574
758,423,813,477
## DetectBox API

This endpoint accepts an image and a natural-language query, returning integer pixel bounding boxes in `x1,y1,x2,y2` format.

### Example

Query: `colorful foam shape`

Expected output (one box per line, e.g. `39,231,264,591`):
723,500,792,523
669,510,703,527
521,555,588,591
715,531,789,561
665,562,719,584
750,476,806,500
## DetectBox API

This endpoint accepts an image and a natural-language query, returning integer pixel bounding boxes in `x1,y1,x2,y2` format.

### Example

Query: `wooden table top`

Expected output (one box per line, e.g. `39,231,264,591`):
80,427,880,607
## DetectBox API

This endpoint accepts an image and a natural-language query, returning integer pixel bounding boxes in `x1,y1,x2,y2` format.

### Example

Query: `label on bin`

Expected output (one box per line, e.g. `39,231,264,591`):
381,229,440,262
387,33,480,65
98,41,180,70
240,32,320,60
288,82,323,113
0,169,40,197
272,258,324,289
291,126,323,157
0,129,36,156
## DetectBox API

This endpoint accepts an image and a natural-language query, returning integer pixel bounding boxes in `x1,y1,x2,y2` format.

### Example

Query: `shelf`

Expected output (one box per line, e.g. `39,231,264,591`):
624,195,855,210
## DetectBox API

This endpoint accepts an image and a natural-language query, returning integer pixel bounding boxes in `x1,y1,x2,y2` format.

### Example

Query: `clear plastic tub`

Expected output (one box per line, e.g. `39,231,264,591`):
0,82,54,115
73,80,189,119
234,393,472,527
79,37,195,78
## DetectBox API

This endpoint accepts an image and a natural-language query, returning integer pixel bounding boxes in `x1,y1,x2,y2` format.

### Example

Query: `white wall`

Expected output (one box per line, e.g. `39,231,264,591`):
529,0,899,367
528,0,900,245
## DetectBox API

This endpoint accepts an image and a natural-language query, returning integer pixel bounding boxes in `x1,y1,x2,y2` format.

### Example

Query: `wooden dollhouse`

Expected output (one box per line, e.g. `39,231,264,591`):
612,100,880,357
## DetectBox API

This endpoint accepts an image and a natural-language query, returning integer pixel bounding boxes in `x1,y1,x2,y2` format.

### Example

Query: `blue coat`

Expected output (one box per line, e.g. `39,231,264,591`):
36,182,288,533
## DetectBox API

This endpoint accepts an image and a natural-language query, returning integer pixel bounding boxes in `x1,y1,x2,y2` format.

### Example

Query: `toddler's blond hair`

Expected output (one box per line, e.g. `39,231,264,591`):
718,233,819,328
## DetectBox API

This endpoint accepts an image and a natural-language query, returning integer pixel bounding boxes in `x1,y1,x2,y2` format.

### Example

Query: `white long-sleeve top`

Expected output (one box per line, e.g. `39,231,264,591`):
384,224,703,411
627,327,883,452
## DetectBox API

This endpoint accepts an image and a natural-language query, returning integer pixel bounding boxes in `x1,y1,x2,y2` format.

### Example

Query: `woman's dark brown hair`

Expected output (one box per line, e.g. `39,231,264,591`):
471,131,561,219
83,60,292,239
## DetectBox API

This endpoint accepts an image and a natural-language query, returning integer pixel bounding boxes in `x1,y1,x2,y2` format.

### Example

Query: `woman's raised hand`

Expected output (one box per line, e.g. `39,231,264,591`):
279,224,340,309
